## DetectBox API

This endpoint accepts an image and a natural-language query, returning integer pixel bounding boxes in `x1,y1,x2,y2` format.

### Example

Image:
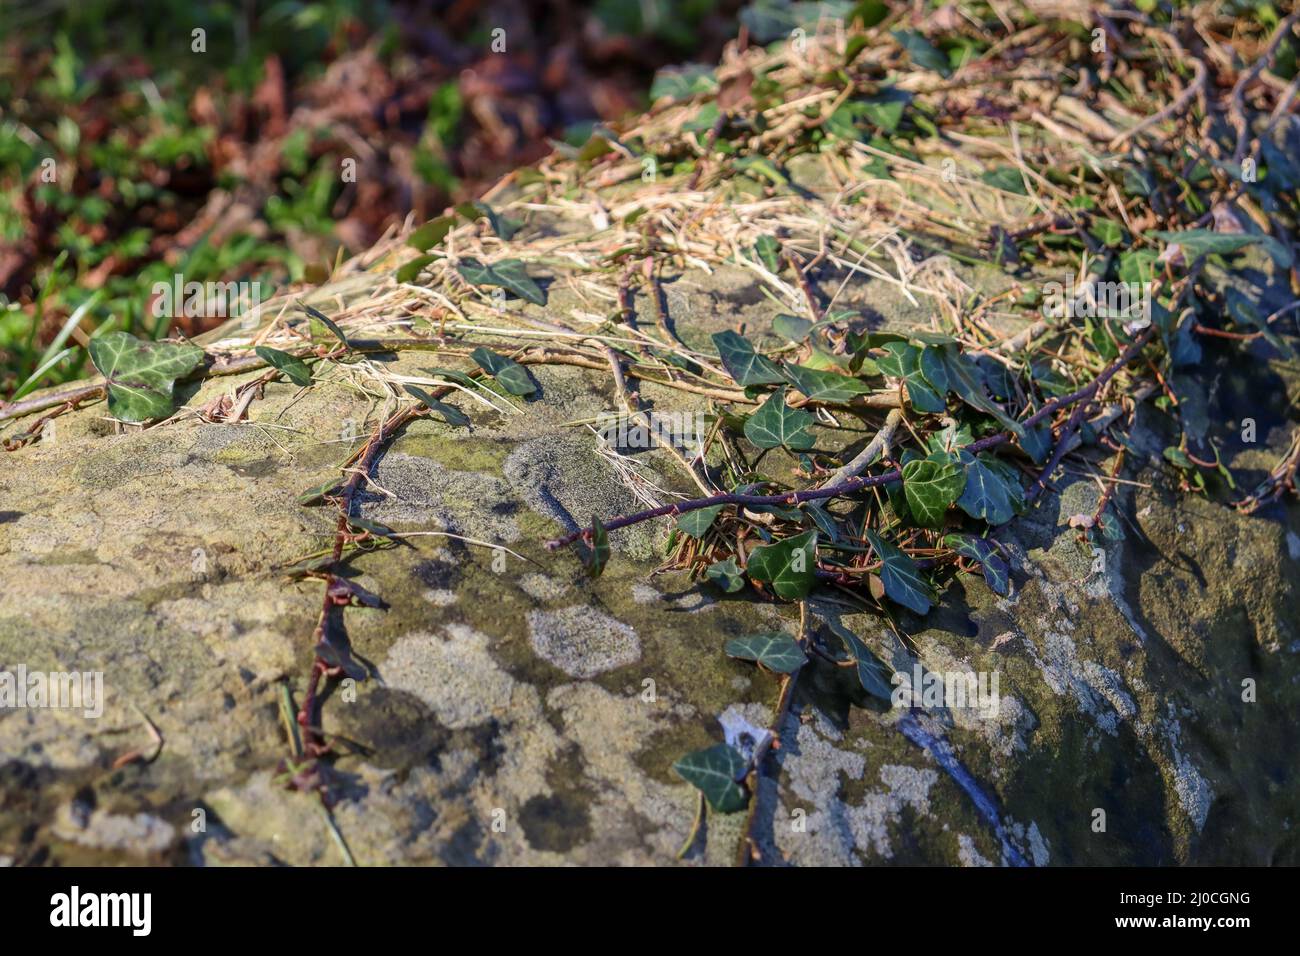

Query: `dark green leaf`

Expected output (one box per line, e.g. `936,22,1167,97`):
744,388,815,449
672,743,748,813
300,303,350,348
404,385,471,426
712,330,785,386
773,313,813,344
943,348,1024,437
677,505,724,538
582,516,610,578
878,343,945,413
753,235,782,272
255,346,312,387
782,363,873,403
956,453,1018,526
865,529,934,615
837,629,894,700
746,529,818,600
408,215,456,252
891,30,951,76
706,557,745,593
396,254,438,284
470,347,536,396
724,632,806,674
458,257,546,306
298,479,343,505
901,458,966,528
944,533,1010,595
87,332,205,422
1148,229,1261,261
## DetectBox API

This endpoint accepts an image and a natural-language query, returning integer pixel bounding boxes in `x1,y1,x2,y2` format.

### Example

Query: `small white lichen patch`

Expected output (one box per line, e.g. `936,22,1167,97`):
526,606,640,678
382,625,517,729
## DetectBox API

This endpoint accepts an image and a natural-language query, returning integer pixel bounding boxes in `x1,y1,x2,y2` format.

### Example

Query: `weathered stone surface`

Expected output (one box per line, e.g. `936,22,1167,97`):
2,81,1298,868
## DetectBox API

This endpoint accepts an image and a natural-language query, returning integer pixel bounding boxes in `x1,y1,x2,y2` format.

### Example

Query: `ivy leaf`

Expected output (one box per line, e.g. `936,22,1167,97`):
1098,511,1125,541
891,30,951,76
712,330,785,386
677,505,724,538
773,313,813,344
456,200,522,240
408,215,456,252
300,303,350,348
396,254,438,284
746,529,818,599
346,516,398,538
672,743,748,813
706,557,745,593
254,346,312,387
864,529,934,615
837,629,894,700
724,633,806,674
1148,229,1261,261
581,516,610,578
877,343,945,413
803,502,840,542
298,479,343,506
753,235,782,272
87,332,205,423
1019,422,1051,464
458,257,546,306
944,533,1010,596
470,347,536,396
781,363,873,403
901,458,966,528
744,388,815,449
942,348,1025,437
404,385,471,426
956,452,1018,526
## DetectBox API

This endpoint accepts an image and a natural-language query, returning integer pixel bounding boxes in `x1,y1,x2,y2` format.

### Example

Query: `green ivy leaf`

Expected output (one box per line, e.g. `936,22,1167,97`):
672,743,748,813
942,348,1025,437
456,200,522,240
744,388,815,449
837,629,894,700
582,516,610,578
1019,422,1051,464
773,313,813,344
746,529,818,599
944,533,1010,596
677,505,724,538
87,332,205,422
877,343,946,413
298,478,343,505
891,30,951,76
781,363,873,403
956,453,1018,526
470,347,536,396
404,385,471,426
396,254,438,284
712,330,784,386
1148,229,1261,261
901,458,966,528
254,346,312,387
1098,511,1125,541
346,516,397,538
753,235,782,272
865,529,934,615
458,257,546,306
724,632,806,673
706,557,745,593
408,215,456,252
300,303,350,348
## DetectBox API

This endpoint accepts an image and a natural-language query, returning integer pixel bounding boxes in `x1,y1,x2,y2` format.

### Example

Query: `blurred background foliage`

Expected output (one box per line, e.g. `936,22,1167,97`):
0,0,742,398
